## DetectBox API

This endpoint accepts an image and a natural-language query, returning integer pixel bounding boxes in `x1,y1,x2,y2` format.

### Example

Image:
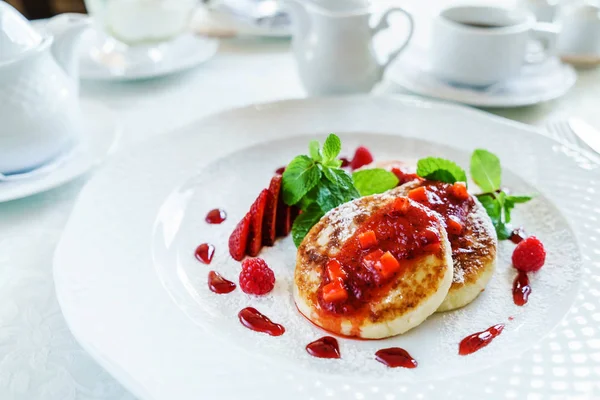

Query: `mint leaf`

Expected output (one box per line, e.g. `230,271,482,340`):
322,134,341,163
292,204,324,247
416,157,467,184
477,193,509,239
316,178,358,213
471,149,501,193
309,140,322,162
476,193,501,221
322,167,356,192
504,195,533,223
505,195,533,204
282,155,322,205
352,168,399,196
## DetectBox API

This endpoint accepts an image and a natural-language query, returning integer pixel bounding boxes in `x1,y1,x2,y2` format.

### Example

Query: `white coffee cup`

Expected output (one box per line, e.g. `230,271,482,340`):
430,6,559,87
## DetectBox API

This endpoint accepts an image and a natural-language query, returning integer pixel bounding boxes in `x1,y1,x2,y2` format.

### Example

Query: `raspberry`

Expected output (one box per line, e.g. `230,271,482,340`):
239,258,275,295
350,146,374,170
512,236,546,272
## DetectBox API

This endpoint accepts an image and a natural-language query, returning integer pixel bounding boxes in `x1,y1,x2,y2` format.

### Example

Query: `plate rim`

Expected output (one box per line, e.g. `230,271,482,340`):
53,95,600,399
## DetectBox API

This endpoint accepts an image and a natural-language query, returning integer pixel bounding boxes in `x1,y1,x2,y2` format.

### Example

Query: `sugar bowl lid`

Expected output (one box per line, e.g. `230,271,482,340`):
0,2,44,62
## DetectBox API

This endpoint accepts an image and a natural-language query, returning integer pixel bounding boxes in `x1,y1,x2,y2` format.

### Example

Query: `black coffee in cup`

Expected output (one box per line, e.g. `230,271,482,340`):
458,21,508,29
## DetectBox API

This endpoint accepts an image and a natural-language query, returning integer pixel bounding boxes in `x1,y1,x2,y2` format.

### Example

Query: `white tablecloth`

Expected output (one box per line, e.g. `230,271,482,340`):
3,3,600,399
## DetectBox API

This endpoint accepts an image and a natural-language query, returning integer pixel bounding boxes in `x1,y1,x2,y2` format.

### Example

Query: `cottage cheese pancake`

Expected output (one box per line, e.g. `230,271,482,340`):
391,180,497,312
294,193,453,339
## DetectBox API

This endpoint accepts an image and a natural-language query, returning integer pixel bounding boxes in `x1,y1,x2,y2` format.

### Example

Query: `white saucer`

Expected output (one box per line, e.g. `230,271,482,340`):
0,100,121,202
387,47,577,108
79,30,219,81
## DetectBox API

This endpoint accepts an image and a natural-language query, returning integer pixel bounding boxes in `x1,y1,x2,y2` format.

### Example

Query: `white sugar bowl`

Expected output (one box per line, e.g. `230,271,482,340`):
0,3,89,175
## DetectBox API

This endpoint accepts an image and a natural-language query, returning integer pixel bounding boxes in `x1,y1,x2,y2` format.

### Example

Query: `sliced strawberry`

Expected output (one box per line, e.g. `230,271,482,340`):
276,204,291,237
247,189,269,257
290,205,300,224
228,213,251,261
262,176,281,246
350,146,374,170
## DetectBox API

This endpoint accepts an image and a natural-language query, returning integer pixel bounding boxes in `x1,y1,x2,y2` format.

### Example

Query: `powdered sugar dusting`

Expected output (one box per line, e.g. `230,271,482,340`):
322,200,366,244
153,135,582,383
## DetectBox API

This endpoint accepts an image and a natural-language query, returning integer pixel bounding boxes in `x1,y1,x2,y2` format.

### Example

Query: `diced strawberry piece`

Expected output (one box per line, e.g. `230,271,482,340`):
262,176,281,246
422,242,441,254
362,249,385,272
392,197,410,214
326,259,346,281
247,189,269,257
408,186,429,203
350,146,374,170
358,230,378,249
446,215,463,235
450,182,469,201
322,279,348,303
378,251,402,279
228,214,252,261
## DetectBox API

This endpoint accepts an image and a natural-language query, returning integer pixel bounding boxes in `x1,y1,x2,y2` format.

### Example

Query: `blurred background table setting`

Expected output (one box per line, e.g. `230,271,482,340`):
1,0,600,398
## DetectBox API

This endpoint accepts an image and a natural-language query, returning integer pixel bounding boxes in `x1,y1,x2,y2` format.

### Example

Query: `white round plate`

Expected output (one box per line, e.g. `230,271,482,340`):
0,100,120,203
387,47,577,108
79,30,219,81
54,97,600,399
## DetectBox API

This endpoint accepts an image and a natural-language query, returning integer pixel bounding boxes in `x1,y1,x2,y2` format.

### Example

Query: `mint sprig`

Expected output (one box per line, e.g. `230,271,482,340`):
284,134,360,247
417,157,467,185
469,148,533,240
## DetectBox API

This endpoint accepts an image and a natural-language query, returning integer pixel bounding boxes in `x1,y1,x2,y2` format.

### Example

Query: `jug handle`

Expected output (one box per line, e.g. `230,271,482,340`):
372,7,414,69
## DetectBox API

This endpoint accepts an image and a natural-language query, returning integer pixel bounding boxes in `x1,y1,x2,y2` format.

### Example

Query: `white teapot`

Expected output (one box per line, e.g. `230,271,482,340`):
284,0,414,96
0,3,89,175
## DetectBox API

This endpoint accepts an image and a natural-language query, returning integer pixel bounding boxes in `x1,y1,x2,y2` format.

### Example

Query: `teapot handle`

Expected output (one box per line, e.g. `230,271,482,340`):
372,7,414,70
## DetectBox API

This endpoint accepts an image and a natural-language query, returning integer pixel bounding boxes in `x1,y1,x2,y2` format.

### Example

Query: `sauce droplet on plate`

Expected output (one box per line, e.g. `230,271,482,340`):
195,243,215,264
306,336,341,359
510,228,527,244
206,209,227,224
375,347,418,368
459,324,505,356
513,270,531,306
208,271,236,294
238,307,285,336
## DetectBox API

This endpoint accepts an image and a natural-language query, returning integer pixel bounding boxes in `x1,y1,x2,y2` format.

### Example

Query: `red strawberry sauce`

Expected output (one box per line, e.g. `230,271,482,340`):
317,199,442,317
375,347,418,368
195,243,215,264
206,209,227,224
459,324,505,355
238,307,285,336
208,271,236,294
306,336,341,359
512,270,531,306
510,227,527,244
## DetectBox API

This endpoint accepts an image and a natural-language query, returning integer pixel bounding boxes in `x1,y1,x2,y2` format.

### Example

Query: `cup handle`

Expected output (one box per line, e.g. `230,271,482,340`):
372,7,414,69
527,22,560,64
